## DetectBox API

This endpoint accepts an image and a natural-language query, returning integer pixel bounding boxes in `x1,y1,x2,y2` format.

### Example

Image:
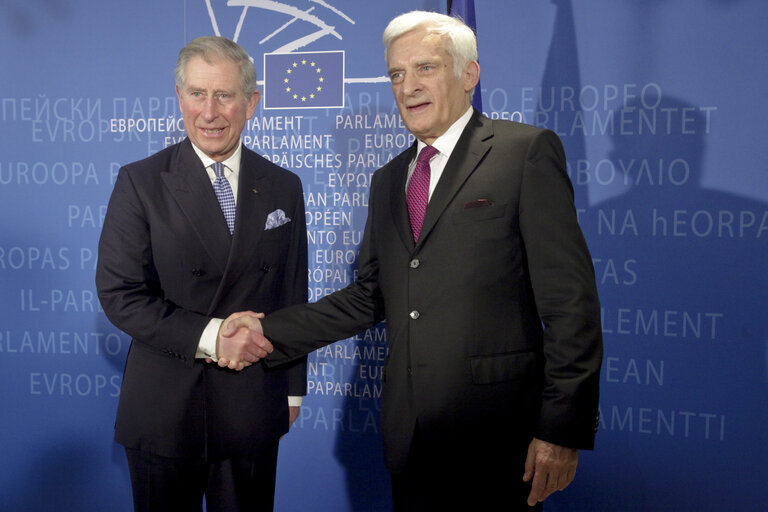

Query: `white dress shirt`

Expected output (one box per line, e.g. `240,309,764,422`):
406,107,474,198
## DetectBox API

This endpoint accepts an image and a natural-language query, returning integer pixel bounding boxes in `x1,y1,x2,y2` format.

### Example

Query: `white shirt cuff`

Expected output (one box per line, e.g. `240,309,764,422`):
196,318,222,360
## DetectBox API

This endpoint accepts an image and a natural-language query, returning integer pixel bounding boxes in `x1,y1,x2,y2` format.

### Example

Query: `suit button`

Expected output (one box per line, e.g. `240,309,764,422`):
191,268,206,277
409,310,420,320
409,258,420,269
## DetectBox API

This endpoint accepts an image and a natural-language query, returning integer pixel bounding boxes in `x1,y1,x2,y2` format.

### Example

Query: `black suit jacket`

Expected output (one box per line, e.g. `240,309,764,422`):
263,112,602,473
96,139,307,460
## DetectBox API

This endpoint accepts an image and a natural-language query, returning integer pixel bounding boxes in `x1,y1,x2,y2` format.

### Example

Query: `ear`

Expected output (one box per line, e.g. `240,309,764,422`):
463,60,480,93
246,90,261,118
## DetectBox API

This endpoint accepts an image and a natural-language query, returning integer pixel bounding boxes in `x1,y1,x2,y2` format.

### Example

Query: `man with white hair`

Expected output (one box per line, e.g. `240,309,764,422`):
224,11,602,510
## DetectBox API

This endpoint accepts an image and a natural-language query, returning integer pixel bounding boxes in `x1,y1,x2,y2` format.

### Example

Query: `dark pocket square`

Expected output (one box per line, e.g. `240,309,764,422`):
463,199,494,209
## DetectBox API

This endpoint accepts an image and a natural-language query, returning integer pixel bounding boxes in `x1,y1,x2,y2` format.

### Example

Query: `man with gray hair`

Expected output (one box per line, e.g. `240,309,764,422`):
96,36,305,511
223,10,603,510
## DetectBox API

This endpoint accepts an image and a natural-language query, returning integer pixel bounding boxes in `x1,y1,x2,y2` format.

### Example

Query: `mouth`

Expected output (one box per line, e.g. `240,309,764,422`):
406,102,430,113
201,127,225,136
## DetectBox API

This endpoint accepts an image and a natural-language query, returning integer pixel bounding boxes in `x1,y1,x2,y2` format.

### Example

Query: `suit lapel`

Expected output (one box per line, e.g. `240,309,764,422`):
161,139,231,274
417,112,492,249
209,147,272,309
227,148,270,269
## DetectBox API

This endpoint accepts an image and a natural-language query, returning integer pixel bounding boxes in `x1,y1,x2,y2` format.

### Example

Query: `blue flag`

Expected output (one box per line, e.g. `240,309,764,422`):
448,0,482,112
263,51,345,109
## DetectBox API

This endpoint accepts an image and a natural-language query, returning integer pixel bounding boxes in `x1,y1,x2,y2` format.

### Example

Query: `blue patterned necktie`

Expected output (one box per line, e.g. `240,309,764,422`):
211,161,236,235
406,145,438,243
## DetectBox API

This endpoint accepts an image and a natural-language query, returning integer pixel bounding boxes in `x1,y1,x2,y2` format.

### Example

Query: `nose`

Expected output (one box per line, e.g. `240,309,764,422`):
201,97,218,121
401,72,421,96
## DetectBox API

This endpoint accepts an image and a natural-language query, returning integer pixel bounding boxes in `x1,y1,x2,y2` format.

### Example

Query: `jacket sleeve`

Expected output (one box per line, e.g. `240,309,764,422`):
519,129,603,449
95,167,210,366
277,174,310,396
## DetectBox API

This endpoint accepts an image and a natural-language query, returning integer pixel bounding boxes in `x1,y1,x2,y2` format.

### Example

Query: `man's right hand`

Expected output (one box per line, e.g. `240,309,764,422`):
215,311,272,371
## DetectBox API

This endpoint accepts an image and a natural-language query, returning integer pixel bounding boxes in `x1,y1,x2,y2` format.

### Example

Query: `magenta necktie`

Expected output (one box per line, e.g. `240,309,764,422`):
406,145,438,243
211,162,236,235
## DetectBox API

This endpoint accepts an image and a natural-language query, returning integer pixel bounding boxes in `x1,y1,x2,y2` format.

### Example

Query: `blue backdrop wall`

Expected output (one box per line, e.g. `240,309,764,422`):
1,1,766,510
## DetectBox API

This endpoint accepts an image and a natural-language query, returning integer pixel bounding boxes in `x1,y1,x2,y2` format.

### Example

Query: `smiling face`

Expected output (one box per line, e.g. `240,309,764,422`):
387,27,479,145
176,55,259,161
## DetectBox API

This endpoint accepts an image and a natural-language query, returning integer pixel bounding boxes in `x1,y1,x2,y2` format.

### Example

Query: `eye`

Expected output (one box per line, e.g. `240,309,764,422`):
216,92,234,104
389,71,404,84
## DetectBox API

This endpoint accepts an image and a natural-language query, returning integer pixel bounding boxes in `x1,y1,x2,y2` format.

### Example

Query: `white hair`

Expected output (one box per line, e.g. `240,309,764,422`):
382,10,478,82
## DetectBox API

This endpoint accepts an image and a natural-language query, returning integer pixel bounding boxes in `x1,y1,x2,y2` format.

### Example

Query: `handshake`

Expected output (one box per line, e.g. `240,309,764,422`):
212,311,273,371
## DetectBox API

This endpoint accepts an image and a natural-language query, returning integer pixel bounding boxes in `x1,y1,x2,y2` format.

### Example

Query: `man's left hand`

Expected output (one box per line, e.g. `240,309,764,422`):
522,438,578,506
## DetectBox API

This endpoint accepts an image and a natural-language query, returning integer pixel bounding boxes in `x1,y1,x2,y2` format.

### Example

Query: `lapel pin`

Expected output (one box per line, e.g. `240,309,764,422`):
252,188,259,194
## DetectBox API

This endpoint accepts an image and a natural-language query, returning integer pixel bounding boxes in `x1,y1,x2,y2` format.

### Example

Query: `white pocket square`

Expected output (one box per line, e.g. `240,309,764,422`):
265,209,291,230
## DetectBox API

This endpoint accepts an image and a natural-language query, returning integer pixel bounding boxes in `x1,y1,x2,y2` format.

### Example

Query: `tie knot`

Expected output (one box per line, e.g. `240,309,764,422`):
211,162,226,178
418,145,438,164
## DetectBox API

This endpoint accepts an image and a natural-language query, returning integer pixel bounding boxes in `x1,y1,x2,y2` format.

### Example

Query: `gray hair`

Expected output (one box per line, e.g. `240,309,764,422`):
382,10,478,82
175,36,258,99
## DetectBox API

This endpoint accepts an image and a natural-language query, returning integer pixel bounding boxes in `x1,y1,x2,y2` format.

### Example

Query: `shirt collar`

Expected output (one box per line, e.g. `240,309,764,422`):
416,107,474,158
190,141,242,176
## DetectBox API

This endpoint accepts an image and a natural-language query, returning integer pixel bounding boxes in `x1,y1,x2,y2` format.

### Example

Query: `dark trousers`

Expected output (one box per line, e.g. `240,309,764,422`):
125,446,279,512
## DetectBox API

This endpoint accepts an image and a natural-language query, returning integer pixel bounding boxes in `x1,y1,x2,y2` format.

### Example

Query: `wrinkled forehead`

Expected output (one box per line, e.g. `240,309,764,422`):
387,27,453,67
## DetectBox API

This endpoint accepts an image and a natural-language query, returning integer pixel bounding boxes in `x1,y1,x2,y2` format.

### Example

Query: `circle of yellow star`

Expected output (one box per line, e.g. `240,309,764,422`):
281,57,327,104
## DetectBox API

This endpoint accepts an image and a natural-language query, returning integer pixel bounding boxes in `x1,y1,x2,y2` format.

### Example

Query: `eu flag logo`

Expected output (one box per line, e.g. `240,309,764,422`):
263,51,345,109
